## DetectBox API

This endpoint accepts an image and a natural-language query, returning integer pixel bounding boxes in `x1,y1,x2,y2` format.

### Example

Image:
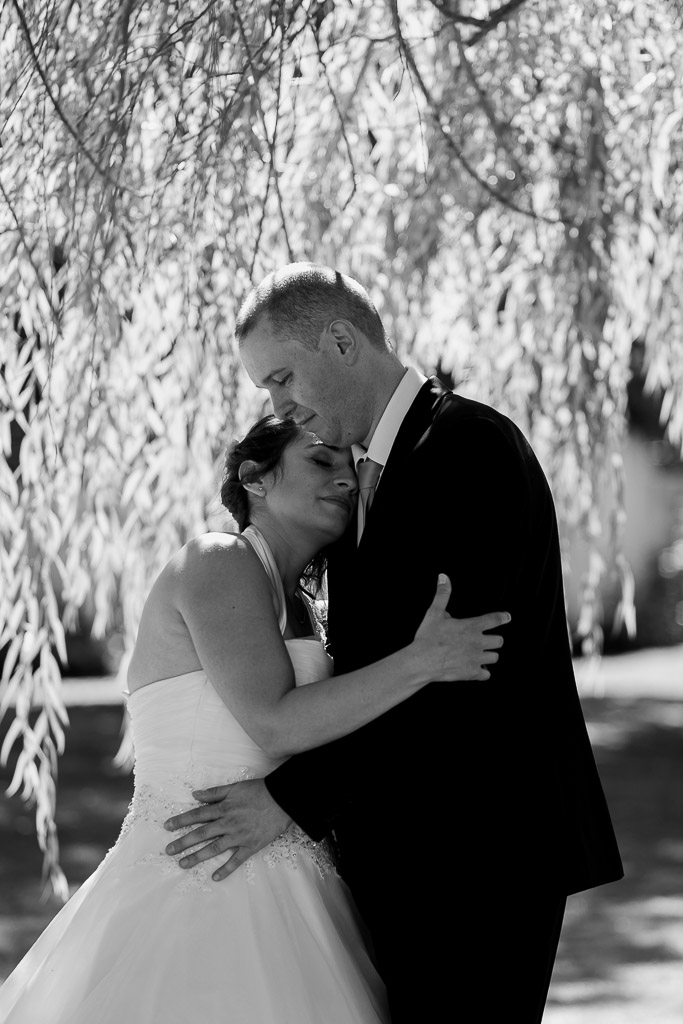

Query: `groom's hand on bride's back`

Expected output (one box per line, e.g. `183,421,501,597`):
411,573,510,682
163,778,291,881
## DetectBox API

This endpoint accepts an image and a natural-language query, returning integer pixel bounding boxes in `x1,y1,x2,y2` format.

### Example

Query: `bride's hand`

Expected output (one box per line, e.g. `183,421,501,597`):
409,574,510,683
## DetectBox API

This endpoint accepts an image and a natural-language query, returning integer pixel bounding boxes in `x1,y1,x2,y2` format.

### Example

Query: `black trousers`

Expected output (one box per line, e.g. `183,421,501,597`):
367,882,566,1024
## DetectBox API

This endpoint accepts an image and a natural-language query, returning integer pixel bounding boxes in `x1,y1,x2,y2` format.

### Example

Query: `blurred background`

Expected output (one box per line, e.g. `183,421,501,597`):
1,1,682,1019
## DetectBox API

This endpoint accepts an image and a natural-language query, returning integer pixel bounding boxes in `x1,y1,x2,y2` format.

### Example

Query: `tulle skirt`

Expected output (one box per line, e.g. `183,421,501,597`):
0,815,388,1024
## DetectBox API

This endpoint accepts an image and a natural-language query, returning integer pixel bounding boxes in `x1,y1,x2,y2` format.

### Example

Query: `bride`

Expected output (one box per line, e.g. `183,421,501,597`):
0,415,508,1024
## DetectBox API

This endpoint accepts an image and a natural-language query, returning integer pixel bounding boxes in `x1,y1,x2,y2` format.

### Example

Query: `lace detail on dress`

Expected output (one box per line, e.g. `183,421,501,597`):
112,768,336,889
260,825,338,880
120,766,253,834
113,767,254,892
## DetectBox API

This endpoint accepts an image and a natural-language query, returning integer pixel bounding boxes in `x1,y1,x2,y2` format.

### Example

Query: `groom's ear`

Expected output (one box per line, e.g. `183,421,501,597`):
324,319,360,364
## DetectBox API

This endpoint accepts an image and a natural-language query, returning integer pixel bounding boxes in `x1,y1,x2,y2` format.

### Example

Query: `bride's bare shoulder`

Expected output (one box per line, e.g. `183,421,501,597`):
180,531,251,559
128,534,267,691
167,531,263,595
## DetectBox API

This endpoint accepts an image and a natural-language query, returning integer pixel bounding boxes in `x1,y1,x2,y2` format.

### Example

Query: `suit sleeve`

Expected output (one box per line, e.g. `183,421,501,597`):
265,415,540,839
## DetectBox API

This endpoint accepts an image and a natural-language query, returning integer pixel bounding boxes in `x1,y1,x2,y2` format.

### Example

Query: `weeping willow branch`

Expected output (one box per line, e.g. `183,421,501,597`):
450,19,525,186
388,0,561,223
1,0,681,899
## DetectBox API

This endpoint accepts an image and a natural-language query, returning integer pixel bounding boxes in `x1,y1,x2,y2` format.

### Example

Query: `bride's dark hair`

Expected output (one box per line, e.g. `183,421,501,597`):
221,415,327,594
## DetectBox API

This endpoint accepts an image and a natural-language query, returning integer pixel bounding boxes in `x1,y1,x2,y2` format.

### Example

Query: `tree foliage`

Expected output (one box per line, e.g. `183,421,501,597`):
1,0,682,896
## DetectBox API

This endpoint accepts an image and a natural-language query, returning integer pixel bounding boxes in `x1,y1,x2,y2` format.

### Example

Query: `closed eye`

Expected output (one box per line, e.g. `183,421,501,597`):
272,374,292,387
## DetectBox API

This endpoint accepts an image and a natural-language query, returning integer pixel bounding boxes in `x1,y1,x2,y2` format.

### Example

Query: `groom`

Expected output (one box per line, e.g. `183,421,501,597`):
166,264,622,1022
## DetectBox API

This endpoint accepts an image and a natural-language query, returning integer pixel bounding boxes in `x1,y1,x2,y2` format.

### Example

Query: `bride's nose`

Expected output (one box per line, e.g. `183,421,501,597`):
335,471,358,495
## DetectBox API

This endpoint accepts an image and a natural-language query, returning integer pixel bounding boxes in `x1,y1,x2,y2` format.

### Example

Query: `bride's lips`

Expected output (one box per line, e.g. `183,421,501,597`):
321,495,354,516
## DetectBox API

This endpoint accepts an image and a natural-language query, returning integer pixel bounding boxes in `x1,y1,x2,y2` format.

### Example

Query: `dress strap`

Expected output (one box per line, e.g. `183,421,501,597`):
241,525,288,635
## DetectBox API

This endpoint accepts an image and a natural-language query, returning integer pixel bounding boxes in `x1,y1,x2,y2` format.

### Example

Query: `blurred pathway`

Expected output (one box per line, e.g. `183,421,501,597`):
575,645,683,701
546,644,683,1023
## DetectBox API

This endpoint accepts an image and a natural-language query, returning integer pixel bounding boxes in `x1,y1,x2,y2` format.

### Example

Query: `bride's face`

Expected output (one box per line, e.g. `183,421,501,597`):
263,433,357,542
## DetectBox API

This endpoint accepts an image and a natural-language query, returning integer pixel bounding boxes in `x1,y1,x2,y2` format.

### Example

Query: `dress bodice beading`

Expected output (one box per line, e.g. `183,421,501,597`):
120,526,335,888
122,642,335,887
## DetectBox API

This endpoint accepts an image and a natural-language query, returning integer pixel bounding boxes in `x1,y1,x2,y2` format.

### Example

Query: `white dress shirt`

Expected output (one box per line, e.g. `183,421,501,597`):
352,366,428,487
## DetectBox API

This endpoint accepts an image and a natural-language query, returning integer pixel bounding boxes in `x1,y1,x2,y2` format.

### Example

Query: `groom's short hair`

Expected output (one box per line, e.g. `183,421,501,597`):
235,263,387,350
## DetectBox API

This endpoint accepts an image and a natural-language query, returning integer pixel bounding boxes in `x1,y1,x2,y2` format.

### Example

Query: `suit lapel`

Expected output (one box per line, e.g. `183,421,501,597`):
327,379,453,649
357,377,450,550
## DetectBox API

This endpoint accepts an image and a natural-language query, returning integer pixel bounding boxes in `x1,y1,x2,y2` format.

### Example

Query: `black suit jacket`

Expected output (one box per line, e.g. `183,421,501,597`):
266,379,622,983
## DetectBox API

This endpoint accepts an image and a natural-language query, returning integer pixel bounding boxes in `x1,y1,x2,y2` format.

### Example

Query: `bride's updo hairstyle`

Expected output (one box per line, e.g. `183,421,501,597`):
221,415,300,531
221,414,328,594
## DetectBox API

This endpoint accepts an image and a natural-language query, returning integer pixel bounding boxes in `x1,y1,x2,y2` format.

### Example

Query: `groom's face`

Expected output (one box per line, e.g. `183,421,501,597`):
240,318,361,448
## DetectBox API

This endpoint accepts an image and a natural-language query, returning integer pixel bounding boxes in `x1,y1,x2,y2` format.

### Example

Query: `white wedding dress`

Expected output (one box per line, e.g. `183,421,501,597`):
0,528,388,1024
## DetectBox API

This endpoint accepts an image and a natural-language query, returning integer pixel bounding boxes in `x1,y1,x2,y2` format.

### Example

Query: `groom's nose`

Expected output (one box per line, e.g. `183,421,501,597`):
270,391,295,419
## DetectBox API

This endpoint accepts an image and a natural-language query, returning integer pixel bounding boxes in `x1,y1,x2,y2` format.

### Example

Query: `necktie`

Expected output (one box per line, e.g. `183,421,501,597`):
356,457,382,543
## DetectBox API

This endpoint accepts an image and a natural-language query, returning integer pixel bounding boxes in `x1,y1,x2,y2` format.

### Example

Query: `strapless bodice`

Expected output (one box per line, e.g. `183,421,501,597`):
0,523,388,1024
126,637,332,792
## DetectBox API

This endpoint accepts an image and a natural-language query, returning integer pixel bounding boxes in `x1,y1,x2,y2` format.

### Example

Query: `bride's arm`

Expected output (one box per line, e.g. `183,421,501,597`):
175,534,508,758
